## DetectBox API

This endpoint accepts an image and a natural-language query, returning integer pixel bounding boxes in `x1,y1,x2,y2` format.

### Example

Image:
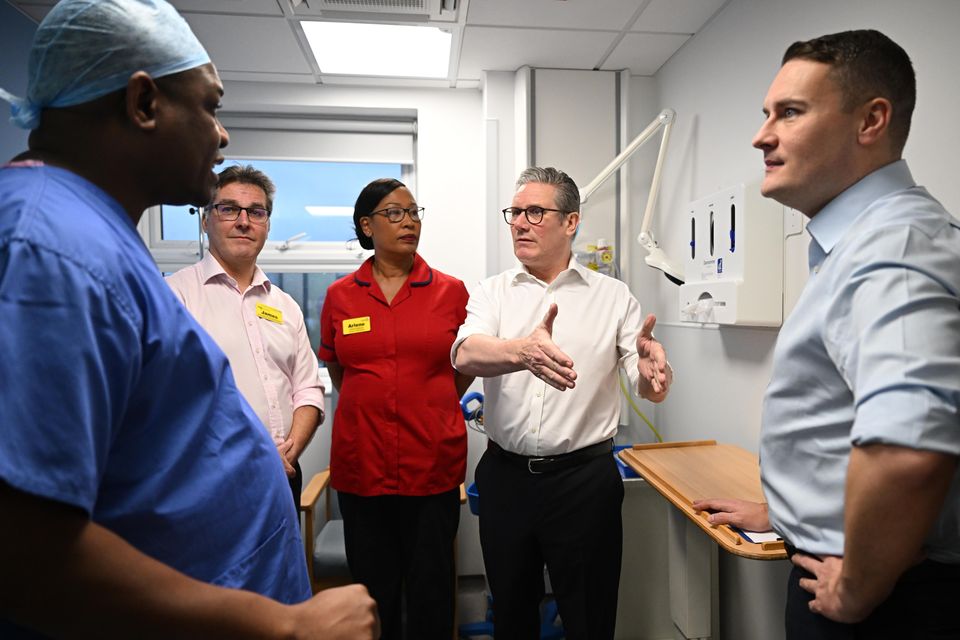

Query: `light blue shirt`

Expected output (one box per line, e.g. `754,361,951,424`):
0,164,310,637
760,160,960,561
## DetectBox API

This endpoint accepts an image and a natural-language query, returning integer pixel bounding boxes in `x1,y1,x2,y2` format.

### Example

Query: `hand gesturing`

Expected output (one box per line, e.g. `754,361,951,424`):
517,303,577,391
636,314,671,402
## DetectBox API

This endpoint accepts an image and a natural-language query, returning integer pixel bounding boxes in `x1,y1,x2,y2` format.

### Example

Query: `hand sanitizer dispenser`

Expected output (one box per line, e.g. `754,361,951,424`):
679,184,783,326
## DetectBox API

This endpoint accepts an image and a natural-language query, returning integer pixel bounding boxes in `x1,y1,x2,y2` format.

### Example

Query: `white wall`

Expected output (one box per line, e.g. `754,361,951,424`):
534,68,620,251
634,1,960,638
221,81,486,286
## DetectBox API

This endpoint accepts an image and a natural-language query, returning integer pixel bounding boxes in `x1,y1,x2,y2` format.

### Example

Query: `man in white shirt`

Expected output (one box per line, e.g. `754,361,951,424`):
168,165,325,508
452,166,672,639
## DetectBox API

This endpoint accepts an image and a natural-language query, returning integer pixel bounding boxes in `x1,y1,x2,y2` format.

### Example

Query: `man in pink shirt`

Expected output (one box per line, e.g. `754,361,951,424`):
167,165,325,508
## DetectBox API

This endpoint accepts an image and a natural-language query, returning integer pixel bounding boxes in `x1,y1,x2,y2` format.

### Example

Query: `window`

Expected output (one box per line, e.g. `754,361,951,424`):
265,271,350,351
143,109,416,274
160,159,403,244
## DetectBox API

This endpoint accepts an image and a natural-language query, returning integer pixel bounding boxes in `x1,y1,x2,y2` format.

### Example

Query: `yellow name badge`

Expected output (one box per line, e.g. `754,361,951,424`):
255,303,284,324
343,316,371,335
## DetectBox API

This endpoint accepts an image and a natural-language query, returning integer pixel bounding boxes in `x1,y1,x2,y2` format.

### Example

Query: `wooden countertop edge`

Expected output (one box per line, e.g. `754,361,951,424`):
618,446,787,561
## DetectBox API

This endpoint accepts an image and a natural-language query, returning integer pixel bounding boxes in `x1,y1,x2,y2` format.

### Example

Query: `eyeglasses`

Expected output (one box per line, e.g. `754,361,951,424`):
502,206,565,226
369,206,425,223
209,203,271,225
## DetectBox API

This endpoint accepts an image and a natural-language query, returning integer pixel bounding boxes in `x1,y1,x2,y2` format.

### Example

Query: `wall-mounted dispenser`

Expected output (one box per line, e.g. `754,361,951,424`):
679,184,783,326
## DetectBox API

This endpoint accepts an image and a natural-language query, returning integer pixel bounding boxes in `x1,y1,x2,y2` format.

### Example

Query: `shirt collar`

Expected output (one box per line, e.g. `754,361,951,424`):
200,251,270,290
806,159,915,263
353,252,433,288
510,252,590,286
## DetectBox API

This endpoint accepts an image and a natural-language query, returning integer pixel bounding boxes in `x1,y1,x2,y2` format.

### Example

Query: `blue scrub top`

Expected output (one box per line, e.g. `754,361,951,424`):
0,164,311,636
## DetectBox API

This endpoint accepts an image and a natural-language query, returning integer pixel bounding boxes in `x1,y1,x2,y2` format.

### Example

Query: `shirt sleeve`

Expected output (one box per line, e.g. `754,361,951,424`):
0,241,140,514
454,279,470,326
289,303,324,412
318,286,338,363
164,272,188,305
829,225,960,454
451,279,498,369
615,285,644,394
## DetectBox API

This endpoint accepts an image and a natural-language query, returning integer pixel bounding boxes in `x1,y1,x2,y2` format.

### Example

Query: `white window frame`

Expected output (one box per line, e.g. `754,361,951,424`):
141,109,417,274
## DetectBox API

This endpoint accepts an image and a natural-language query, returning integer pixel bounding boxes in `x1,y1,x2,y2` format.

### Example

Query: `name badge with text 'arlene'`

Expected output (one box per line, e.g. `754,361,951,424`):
343,316,371,335
256,303,283,324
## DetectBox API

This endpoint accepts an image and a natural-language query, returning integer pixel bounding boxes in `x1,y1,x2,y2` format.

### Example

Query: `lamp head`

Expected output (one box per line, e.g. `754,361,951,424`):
638,230,684,285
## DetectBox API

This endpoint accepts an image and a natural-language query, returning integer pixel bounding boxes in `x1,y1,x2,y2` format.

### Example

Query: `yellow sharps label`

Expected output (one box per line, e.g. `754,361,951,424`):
343,316,371,335
255,303,283,324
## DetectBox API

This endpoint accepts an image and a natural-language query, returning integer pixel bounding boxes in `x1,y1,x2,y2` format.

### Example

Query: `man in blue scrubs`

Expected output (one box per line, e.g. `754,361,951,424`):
0,1,376,637
695,30,960,639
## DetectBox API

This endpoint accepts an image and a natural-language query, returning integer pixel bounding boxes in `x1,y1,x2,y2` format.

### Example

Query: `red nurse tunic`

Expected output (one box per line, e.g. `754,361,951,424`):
318,253,469,496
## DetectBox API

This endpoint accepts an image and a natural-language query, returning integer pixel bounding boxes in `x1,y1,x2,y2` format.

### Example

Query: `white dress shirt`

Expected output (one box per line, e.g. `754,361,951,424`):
166,253,325,444
453,255,643,456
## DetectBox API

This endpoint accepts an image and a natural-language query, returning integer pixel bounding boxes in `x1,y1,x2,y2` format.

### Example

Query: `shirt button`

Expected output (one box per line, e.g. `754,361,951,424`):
535,392,541,398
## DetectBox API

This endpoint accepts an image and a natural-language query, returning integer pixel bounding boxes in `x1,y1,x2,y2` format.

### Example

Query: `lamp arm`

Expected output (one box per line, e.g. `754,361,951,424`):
576,108,682,284
578,108,675,206
639,110,674,237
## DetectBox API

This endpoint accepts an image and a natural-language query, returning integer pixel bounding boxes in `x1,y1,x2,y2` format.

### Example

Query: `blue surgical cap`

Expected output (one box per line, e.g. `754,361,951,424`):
0,0,210,130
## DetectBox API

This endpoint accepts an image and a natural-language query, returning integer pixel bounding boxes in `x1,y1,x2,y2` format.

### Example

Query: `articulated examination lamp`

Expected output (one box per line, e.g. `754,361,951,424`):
578,108,683,285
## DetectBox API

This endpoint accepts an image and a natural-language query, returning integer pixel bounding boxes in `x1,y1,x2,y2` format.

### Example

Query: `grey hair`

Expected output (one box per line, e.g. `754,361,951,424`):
515,167,580,214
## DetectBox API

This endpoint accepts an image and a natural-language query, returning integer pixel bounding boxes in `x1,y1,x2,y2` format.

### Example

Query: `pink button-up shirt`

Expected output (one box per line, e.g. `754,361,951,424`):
167,253,324,444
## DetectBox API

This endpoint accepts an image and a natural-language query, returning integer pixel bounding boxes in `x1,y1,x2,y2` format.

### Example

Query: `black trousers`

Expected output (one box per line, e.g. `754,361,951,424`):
338,488,461,640
785,552,960,639
288,460,303,517
476,447,624,640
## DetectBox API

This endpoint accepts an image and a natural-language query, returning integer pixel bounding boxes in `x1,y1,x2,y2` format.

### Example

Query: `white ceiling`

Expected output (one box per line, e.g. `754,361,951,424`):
8,0,729,89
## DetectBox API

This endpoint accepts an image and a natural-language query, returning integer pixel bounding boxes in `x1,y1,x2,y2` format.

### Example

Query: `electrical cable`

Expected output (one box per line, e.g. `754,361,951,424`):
619,372,663,443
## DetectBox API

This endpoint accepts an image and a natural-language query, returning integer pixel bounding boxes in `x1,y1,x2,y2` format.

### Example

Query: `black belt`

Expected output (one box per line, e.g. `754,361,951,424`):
487,438,613,474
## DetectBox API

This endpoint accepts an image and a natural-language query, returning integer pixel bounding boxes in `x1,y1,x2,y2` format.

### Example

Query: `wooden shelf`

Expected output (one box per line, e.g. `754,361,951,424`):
619,441,786,560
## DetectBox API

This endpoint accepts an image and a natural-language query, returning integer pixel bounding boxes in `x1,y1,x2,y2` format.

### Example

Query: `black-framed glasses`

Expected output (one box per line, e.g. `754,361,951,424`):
369,206,425,223
209,203,271,225
502,206,565,226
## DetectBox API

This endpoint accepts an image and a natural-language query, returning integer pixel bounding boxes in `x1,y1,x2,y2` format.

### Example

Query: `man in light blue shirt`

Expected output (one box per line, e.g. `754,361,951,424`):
694,29,960,639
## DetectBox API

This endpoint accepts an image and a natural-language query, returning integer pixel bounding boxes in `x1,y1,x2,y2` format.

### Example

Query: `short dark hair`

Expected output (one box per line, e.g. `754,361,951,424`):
213,164,276,212
515,167,580,214
353,178,406,250
782,29,915,155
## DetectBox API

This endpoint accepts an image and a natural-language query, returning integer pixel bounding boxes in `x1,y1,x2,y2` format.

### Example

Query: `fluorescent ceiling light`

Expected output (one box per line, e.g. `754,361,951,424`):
305,206,353,217
302,21,451,78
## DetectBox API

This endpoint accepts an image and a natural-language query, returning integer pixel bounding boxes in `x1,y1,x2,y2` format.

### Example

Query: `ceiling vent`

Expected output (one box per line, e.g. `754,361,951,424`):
293,0,458,22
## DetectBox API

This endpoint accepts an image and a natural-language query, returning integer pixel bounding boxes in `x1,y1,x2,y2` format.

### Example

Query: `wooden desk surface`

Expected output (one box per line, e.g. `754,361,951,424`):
619,440,787,560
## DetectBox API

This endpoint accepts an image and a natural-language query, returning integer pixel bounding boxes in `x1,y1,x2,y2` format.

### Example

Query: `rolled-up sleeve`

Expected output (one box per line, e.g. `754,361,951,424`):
290,307,324,411
451,280,499,369
829,225,960,453
615,291,643,394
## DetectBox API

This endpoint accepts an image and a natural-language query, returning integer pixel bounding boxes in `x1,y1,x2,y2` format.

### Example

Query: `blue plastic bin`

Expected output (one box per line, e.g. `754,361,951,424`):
466,481,480,516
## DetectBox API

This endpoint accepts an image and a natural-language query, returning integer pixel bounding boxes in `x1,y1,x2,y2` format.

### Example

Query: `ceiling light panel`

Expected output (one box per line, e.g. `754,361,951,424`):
302,21,451,78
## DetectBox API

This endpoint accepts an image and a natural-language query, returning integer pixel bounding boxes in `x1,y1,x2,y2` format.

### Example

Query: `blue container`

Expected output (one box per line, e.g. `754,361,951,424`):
613,444,640,479
467,482,480,516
